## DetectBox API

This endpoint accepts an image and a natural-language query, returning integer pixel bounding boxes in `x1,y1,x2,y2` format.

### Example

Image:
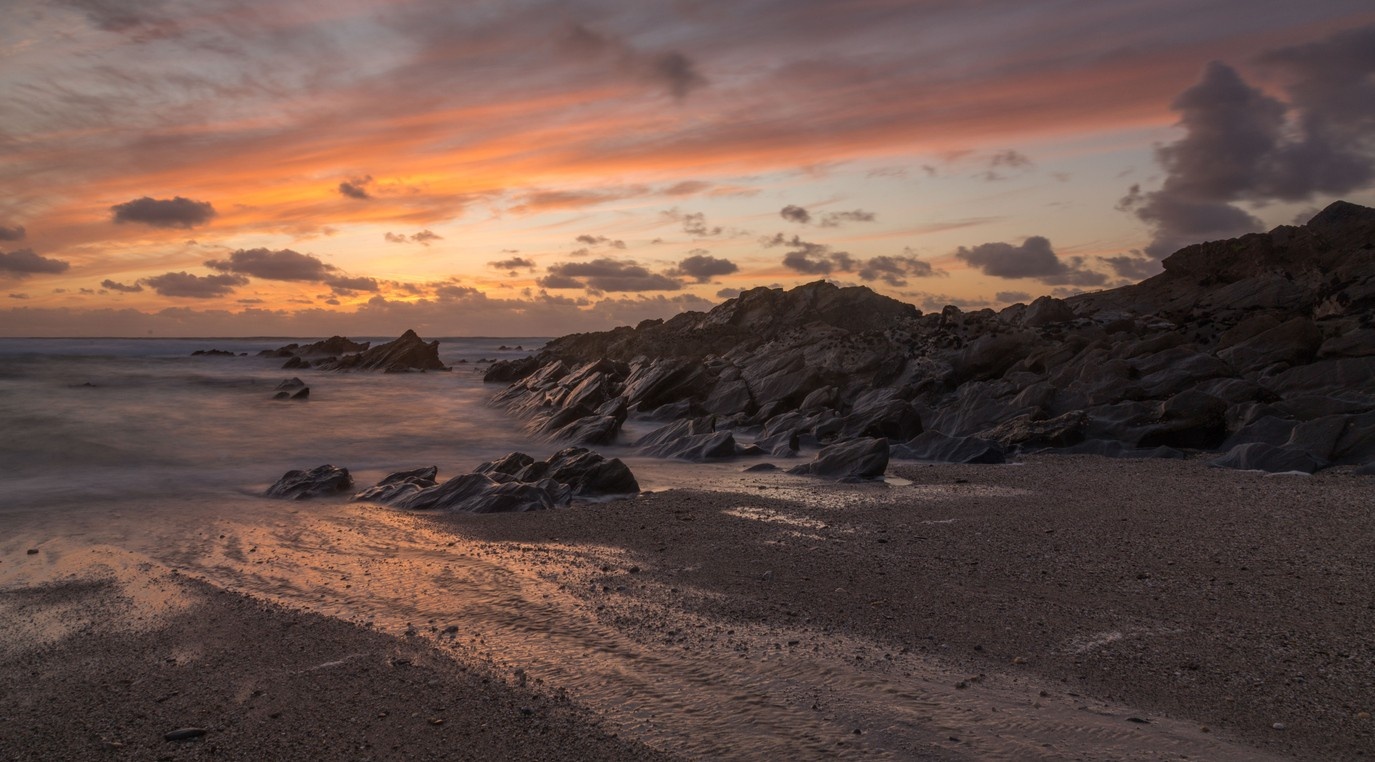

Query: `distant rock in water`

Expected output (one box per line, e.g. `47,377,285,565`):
260,336,370,359
266,465,353,500
191,349,236,357
320,330,449,372
353,448,638,512
488,200,1375,475
272,377,309,400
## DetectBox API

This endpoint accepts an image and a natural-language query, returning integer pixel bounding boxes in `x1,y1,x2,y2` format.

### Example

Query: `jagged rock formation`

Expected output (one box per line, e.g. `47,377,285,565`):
489,201,1375,475
261,330,447,372
352,448,639,513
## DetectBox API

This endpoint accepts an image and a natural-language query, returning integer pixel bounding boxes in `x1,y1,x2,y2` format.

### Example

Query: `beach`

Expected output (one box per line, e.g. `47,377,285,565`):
5,454,1371,759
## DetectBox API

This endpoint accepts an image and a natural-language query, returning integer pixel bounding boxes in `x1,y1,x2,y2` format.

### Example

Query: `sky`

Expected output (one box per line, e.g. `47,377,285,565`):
2,0,1374,337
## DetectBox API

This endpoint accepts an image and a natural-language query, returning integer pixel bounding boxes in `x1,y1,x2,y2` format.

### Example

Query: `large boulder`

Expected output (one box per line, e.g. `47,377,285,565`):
266,465,353,500
788,437,889,480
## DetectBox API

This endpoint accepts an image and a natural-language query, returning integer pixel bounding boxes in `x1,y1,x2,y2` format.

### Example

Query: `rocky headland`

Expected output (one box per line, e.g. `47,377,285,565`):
486,201,1375,477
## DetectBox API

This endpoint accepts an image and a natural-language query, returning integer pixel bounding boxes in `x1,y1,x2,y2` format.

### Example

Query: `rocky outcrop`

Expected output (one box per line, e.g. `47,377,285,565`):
266,465,353,500
259,331,444,372
488,201,1375,475
320,330,448,372
353,448,639,512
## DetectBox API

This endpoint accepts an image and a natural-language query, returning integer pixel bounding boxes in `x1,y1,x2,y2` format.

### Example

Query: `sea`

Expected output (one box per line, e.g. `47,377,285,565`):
0,336,705,513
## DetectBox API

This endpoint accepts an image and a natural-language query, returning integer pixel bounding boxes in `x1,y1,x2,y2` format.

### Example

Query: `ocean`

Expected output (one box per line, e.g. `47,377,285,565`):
0,336,659,512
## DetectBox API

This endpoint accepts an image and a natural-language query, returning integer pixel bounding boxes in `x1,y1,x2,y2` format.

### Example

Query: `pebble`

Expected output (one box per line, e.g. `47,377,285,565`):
26,549,39,555
1271,722,1286,730
163,727,206,741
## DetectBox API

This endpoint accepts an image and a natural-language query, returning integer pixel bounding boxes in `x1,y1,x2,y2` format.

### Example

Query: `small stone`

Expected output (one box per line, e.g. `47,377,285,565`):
163,728,206,742
429,718,445,726
1012,656,1027,665
1271,722,1286,731
1357,712,1371,720
26,549,38,555
1126,717,1150,724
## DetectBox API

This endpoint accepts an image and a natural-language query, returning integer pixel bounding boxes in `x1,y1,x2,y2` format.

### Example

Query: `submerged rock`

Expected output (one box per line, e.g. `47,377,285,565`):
266,465,353,500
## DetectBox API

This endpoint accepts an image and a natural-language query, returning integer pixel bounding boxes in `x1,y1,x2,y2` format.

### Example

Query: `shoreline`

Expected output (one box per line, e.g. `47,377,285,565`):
6,455,1370,759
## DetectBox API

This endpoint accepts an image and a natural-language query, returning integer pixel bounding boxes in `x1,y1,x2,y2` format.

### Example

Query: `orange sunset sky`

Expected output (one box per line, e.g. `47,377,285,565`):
2,1,1374,336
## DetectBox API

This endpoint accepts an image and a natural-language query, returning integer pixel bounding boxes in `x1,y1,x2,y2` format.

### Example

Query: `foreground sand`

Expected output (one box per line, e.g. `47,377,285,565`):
2,455,1372,759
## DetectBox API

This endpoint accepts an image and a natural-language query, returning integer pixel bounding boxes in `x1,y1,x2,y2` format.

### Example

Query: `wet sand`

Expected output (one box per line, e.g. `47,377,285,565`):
2,456,1372,759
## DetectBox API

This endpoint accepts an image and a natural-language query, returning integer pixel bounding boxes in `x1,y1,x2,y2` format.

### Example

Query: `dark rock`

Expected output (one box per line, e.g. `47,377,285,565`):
640,430,737,461
484,355,542,383
752,430,799,457
282,356,307,370
266,465,353,500
297,336,370,357
276,377,306,391
978,411,1087,450
1211,443,1327,474
320,330,448,372
788,437,889,480
743,463,780,472
191,349,235,357
1021,296,1076,327
1217,317,1321,372
164,728,207,742
702,379,755,416
541,447,640,496
551,414,622,446
1135,390,1228,450
892,431,1005,464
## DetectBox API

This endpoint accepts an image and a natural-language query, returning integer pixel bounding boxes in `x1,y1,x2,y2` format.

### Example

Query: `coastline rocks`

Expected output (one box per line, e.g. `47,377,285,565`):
1210,443,1327,474
266,465,353,500
484,201,1375,475
355,449,638,512
788,437,889,480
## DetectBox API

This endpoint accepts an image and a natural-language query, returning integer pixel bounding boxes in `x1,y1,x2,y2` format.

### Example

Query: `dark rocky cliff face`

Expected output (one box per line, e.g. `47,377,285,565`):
490,201,1375,476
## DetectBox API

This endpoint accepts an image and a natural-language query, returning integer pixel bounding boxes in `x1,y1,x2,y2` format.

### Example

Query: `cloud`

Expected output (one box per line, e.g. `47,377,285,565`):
338,176,373,200
779,205,876,227
854,253,939,287
101,279,143,293
661,209,724,237
575,234,626,249
110,196,216,229
562,23,706,100
955,236,1107,287
59,0,179,39
1121,29,1375,266
9,293,29,300
716,287,742,299
325,275,379,293
490,256,537,272
670,254,738,283
142,272,247,298
818,209,876,227
765,234,933,284
385,230,444,245
538,257,682,292
206,248,333,281
995,291,1032,303
510,187,648,214
0,248,70,279
664,180,711,196
0,225,25,241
